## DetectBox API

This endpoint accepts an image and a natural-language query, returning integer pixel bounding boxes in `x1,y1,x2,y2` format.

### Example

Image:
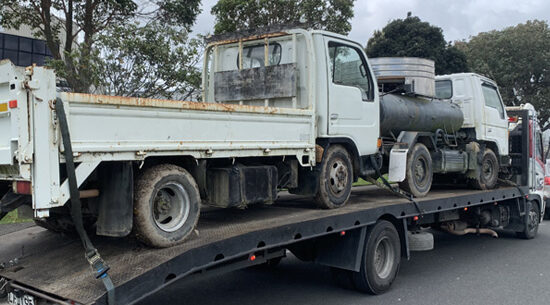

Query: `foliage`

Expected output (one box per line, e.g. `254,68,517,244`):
0,210,31,224
211,0,355,35
97,21,203,99
0,0,201,94
458,20,550,130
366,15,468,75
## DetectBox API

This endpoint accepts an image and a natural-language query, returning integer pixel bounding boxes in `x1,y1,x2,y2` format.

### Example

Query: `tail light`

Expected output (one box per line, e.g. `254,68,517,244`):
13,181,32,195
545,177,550,186
8,100,17,109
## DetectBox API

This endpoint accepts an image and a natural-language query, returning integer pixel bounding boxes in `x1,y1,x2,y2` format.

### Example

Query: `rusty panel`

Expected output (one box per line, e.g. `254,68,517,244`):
214,63,296,102
60,90,309,116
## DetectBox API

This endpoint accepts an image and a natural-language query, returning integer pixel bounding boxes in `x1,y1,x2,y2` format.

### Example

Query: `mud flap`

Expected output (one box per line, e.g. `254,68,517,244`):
314,227,367,272
96,162,134,237
388,148,408,182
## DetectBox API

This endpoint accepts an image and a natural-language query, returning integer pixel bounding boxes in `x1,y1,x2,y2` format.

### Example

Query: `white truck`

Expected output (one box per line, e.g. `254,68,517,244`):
0,28,510,248
0,28,546,305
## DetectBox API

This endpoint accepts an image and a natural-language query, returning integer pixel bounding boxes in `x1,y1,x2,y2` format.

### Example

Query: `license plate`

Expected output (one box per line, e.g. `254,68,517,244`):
7,291,35,305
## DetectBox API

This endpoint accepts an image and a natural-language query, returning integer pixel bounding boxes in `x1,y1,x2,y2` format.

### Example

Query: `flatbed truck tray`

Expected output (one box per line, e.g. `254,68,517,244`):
0,185,528,305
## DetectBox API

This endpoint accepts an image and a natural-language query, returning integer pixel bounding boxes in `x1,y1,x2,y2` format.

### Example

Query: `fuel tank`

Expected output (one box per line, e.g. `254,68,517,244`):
380,94,464,136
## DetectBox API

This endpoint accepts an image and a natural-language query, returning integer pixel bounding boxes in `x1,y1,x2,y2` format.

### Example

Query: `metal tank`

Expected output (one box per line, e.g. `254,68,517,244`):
379,94,464,137
370,57,464,136
370,57,435,97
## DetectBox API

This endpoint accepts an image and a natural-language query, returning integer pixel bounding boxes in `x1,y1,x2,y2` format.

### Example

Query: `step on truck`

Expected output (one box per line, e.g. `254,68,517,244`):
0,27,546,305
1,27,512,249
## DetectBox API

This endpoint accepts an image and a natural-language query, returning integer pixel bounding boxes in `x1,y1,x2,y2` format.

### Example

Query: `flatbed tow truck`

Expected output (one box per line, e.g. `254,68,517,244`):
0,185,534,305
0,28,546,304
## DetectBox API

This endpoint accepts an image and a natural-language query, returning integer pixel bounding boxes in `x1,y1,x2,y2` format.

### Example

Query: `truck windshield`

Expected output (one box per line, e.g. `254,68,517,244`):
435,80,452,99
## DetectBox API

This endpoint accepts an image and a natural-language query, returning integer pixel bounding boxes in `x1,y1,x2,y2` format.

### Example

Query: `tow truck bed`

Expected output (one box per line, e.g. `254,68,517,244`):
0,185,526,305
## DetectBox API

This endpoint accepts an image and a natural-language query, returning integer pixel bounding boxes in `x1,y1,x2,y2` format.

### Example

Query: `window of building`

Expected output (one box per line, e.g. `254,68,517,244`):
0,33,53,67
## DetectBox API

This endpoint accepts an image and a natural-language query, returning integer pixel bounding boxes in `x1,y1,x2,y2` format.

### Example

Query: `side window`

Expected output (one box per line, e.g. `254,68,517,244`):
435,80,452,99
481,84,505,119
328,42,374,101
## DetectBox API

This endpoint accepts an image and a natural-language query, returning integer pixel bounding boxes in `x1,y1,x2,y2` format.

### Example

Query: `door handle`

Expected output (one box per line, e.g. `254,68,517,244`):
330,113,339,120
488,128,492,132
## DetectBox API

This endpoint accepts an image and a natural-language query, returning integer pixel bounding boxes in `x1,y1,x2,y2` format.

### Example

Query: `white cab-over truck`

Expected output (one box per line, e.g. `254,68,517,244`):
1,28,509,248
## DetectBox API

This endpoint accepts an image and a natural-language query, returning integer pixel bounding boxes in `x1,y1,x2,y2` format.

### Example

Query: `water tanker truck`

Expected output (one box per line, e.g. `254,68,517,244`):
0,28,510,248
371,58,509,197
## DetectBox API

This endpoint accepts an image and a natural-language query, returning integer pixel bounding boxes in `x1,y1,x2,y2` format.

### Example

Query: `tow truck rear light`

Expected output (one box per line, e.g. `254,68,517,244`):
508,116,518,123
13,181,32,195
545,177,550,185
8,100,17,108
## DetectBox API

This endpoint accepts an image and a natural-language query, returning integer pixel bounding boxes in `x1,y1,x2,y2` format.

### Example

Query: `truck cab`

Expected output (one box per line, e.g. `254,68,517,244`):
507,103,546,217
435,73,509,163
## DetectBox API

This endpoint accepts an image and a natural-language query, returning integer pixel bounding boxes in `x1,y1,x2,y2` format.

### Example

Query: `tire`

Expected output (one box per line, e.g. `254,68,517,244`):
315,145,353,209
398,143,433,197
352,220,401,295
407,231,434,251
470,148,499,190
516,201,540,239
134,164,201,248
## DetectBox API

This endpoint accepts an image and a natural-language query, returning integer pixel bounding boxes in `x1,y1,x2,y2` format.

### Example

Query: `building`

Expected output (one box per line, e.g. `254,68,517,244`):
0,24,53,67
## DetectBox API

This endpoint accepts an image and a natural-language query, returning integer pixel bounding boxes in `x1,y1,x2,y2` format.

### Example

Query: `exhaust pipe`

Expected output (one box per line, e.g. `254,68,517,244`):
441,221,498,238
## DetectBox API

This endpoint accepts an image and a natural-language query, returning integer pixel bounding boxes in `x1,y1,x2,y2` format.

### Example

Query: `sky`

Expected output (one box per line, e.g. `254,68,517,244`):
192,0,550,44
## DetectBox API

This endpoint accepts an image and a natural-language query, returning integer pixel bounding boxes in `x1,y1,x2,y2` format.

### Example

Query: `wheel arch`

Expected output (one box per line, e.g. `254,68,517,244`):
479,140,500,161
317,137,361,180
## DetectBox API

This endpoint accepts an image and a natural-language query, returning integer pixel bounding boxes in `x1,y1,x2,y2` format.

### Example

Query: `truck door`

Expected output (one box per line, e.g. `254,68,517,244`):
324,39,379,155
481,83,508,155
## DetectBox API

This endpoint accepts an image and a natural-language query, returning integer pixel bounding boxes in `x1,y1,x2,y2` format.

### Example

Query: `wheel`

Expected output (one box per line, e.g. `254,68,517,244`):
516,201,540,239
134,164,201,248
398,143,433,197
470,148,499,190
352,220,401,294
407,231,434,251
315,145,353,209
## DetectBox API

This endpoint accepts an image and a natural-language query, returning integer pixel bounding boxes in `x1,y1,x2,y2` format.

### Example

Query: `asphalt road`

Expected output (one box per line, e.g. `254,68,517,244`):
139,221,550,305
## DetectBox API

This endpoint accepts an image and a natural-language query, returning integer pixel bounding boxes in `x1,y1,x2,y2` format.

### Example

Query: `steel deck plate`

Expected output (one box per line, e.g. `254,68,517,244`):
0,185,525,304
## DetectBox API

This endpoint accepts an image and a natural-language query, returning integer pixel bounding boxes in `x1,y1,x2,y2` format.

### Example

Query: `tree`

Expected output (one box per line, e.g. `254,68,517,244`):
0,0,201,93
366,14,468,75
97,21,203,100
458,20,550,130
211,0,355,35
